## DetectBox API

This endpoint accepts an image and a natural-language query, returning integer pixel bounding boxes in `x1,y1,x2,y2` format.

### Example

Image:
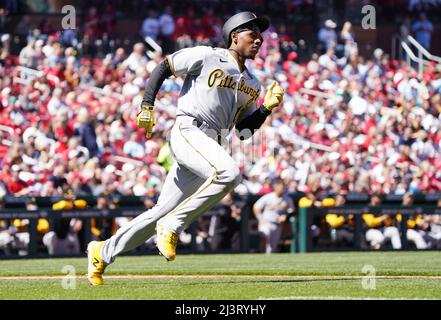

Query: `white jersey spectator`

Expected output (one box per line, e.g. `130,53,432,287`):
122,43,148,76
47,88,66,116
18,40,36,68
318,48,337,69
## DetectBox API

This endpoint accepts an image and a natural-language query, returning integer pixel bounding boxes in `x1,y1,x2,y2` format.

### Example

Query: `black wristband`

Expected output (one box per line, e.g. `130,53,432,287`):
235,104,272,139
142,59,173,106
259,104,272,116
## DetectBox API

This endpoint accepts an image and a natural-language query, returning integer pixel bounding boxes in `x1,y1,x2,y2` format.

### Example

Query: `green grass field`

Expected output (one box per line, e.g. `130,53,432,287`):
1,251,440,300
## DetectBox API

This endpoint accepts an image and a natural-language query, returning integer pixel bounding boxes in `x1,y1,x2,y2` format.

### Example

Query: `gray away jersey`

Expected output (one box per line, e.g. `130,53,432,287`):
166,46,261,133
254,192,294,224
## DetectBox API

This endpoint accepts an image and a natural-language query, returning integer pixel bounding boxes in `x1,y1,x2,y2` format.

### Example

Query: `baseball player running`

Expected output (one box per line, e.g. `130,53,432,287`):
87,11,284,285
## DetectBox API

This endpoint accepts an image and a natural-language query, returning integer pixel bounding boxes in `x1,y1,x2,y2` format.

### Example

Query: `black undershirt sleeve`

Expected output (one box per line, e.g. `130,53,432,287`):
235,105,272,140
142,59,173,106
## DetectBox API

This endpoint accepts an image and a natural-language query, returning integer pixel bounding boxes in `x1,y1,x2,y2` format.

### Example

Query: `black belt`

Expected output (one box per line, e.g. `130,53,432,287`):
192,118,205,128
191,118,223,145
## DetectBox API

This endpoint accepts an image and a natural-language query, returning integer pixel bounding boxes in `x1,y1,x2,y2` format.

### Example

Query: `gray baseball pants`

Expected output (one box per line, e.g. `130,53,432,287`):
101,115,240,264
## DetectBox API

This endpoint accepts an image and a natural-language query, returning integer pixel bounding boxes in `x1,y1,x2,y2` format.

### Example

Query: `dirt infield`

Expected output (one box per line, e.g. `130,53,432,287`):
1,274,441,280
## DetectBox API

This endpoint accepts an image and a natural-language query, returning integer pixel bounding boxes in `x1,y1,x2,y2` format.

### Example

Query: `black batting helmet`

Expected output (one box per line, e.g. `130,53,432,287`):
222,11,270,47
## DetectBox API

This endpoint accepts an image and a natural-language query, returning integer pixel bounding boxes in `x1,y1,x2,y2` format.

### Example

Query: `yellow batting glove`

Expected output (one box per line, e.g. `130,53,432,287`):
136,104,155,138
263,81,285,111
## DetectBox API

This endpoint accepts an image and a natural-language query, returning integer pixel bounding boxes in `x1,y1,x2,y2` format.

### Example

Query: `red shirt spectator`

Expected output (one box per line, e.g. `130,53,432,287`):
7,171,27,194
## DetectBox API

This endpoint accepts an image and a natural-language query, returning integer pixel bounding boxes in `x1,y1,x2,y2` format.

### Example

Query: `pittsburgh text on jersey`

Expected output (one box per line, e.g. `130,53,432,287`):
208,68,260,105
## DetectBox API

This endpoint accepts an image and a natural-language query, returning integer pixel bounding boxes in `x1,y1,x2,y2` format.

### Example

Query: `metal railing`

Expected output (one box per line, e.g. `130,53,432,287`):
144,35,163,58
80,84,125,102
13,66,125,103
299,88,339,100
0,124,14,147
399,35,441,80
15,66,60,86
113,155,145,176
407,35,441,65
296,88,380,163
401,41,432,80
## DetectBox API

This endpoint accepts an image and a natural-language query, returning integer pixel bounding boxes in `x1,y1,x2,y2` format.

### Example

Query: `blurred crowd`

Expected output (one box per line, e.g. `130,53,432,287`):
0,7,440,201
0,2,441,256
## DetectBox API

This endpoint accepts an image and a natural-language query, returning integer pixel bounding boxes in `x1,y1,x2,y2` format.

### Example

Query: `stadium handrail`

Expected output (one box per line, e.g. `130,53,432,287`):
0,124,14,136
16,66,60,86
0,125,13,147
14,66,125,103
407,35,441,65
79,84,125,102
400,41,431,79
113,156,144,167
295,89,380,164
0,139,13,147
13,76,31,85
113,155,145,176
143,35,163,58
299,88,339,100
